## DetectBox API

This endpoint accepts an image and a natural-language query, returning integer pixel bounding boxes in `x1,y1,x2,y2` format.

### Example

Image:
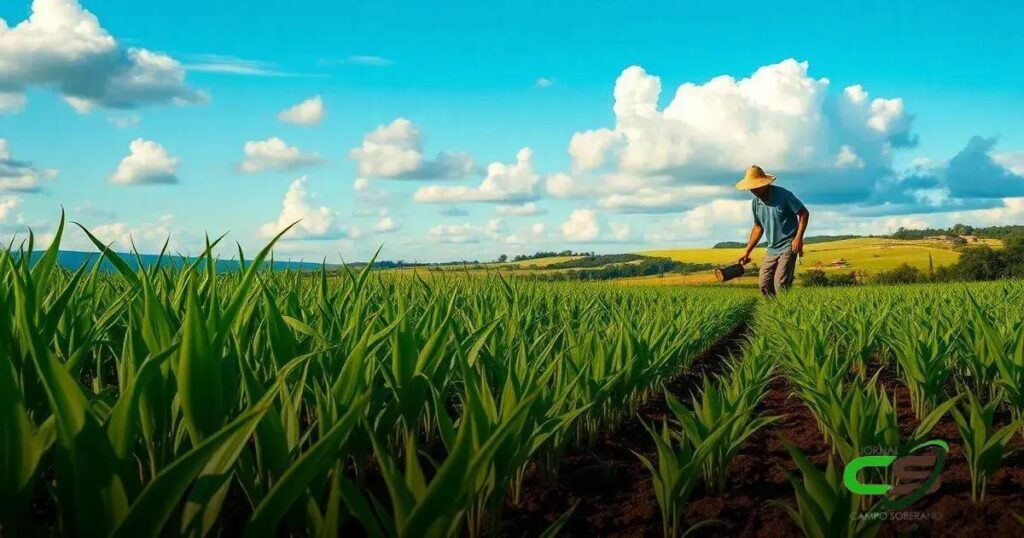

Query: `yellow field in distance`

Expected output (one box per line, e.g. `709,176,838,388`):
626,237,1002,286
506,255,583,268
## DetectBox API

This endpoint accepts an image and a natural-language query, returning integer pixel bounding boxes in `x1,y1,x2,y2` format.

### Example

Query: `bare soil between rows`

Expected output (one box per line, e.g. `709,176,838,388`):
501,327,1024,538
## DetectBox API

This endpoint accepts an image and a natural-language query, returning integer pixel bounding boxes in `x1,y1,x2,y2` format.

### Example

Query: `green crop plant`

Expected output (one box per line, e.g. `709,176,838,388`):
0,212,756,537
802,375,900,464
664,363,777,494
635,420,728,538
952,392,1022,502
957,302,1006,404
963,296,1024,437
889,310,957,418
12,209,1024,537
843,301,889,381
773,441,882,538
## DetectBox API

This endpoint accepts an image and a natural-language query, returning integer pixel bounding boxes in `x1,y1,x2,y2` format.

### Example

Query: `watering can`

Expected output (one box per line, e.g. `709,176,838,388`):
715,263,746,283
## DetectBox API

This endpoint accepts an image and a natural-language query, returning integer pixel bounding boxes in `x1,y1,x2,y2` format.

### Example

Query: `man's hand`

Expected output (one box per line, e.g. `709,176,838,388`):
791,238,804,256
740,224,763,267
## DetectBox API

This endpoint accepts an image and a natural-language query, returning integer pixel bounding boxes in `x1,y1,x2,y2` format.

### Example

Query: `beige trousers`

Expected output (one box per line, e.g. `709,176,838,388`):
759,250,797,297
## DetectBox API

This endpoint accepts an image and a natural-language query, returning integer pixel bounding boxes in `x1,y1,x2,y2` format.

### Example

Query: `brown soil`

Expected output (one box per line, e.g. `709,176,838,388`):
502,340,1024,538
873,362,1024,537
500,321,782,537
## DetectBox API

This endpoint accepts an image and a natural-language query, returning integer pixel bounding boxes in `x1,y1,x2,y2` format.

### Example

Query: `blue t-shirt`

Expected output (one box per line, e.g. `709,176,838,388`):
752,186,805,257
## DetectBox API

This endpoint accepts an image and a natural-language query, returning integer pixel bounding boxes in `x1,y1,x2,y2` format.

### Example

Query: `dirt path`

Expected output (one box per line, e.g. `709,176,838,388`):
500,321,759,537
680,374,828,538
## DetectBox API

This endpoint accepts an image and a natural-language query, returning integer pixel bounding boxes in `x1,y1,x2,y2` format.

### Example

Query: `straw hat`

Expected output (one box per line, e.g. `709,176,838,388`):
734,165,776,190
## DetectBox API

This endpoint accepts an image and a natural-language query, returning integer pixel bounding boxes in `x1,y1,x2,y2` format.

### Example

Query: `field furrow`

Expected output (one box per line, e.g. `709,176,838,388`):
502,320,754,536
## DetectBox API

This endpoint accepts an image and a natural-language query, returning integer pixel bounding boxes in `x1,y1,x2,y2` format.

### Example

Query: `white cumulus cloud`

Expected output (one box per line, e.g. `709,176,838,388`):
835,144,865,168
646,199,751,244
239,137,321,173
414,148,539,204
504,222,547,245
277,95,324,126
372,216,399,233
561,209,600,241
110,139,179,185
260,177,350,240
596,183,728,213
0,0,205,112
569,128,619,171
349,118,475,180
565,59,917,207
0,195,22,223
546,172,583,198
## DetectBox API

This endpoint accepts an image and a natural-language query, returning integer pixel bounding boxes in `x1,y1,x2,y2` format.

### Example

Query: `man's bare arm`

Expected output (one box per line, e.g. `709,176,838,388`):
739,224,763,265
791,208,810,255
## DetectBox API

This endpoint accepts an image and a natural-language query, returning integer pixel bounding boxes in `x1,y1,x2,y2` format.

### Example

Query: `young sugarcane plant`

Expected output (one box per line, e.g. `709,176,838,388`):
889,313,956,419
801,373,958,467
776,324,851,440
844,301,889,381
635,419,732,538
664,369,777,495
772,441,883,538
957,301,1004,403
951,391,1023,502
968,296,1024,439
799,374,900,464
339,390,537,538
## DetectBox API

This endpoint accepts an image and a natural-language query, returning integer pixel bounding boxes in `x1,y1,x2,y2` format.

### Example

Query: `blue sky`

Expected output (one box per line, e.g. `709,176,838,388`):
2,0,1023,262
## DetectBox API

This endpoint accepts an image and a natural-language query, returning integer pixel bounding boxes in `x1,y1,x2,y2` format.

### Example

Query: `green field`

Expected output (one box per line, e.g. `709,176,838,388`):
5,221,1024,537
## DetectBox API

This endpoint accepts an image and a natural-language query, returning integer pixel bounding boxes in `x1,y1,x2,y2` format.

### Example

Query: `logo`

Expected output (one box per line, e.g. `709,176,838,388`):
842,440,948,510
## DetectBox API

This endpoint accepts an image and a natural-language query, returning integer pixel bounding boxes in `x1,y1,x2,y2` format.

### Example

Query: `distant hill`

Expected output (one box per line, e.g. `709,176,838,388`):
29,250,339,273
712,235,862,248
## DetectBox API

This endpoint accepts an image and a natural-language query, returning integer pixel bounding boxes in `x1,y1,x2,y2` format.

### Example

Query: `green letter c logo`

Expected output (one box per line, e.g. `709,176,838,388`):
843,455,896,495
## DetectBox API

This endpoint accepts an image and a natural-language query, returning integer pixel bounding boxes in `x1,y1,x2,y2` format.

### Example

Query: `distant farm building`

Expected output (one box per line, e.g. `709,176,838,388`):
814,258,849,268
925,234,972,246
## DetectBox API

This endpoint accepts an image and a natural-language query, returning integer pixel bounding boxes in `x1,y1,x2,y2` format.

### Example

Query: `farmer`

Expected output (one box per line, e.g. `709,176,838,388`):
735,165,810,297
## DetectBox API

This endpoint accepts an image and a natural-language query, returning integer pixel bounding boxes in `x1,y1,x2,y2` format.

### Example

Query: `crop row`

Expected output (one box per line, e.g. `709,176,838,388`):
0,217,755,537
642,281,1024,537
